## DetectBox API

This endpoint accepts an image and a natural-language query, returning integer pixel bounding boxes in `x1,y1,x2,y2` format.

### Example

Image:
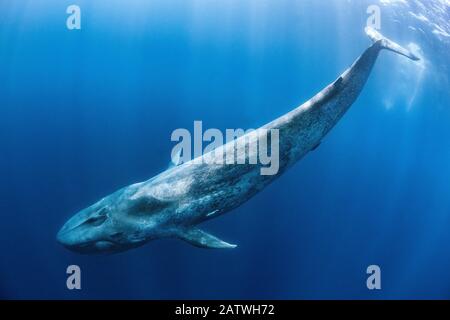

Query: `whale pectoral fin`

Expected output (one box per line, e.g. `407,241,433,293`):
176,228,237,249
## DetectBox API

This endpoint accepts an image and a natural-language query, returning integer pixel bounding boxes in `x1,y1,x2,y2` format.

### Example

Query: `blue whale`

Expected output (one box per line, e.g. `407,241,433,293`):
57,28,419,254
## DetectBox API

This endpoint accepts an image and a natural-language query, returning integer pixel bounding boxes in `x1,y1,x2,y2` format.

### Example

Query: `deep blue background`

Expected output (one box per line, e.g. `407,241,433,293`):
1,0,449,299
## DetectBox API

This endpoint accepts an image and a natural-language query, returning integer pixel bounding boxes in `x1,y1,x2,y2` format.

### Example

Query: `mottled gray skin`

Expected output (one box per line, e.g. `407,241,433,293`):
57,30,418,254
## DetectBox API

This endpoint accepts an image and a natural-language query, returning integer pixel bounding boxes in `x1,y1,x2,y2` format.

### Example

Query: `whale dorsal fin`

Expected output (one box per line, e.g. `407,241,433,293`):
168,147,183,169
176,228,237,249
311,142,321,151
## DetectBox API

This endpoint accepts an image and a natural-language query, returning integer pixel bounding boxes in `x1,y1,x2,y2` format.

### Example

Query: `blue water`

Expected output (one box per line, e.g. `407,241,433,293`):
1,0,450,299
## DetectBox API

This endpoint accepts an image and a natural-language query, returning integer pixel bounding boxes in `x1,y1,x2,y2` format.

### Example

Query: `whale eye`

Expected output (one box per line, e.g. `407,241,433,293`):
110,232,124,241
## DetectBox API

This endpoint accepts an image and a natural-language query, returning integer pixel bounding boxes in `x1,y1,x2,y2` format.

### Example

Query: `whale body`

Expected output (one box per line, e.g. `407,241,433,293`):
57,28,419,254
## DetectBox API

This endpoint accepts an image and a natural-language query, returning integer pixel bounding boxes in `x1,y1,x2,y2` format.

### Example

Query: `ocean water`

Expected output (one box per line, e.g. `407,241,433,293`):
1,0,449,299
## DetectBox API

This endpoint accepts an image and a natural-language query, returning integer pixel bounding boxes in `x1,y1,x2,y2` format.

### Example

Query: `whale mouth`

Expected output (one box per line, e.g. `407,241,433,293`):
60,239,116,254
57,229,117,254
93,240,116,251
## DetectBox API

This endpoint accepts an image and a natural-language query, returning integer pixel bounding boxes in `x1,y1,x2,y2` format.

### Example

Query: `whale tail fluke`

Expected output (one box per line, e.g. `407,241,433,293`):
365,27,420,61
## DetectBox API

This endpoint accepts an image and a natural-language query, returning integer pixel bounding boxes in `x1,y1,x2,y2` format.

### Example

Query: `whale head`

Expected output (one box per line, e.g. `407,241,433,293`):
57,183,173,254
